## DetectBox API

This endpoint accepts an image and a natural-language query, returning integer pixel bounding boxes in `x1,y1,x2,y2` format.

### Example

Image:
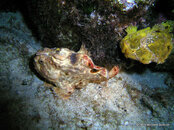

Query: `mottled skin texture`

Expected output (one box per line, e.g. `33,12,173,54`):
120,23,173,64
34,46,119,99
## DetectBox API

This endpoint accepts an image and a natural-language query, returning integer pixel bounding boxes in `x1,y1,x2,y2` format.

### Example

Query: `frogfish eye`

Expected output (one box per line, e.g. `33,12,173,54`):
39,60,44,65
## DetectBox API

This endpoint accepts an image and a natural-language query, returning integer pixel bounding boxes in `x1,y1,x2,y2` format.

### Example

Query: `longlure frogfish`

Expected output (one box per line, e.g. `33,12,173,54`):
34,45,119,99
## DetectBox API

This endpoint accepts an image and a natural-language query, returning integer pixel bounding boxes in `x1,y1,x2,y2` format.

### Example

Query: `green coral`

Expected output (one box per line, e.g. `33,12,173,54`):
120,21,174,64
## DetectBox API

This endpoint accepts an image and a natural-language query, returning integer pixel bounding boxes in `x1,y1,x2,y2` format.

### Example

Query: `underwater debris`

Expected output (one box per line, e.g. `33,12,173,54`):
34,45,119,99
120,21,174,64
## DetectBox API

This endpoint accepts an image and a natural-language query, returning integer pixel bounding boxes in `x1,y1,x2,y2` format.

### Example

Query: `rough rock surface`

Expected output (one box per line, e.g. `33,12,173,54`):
0,12,174,129
23,0,157,67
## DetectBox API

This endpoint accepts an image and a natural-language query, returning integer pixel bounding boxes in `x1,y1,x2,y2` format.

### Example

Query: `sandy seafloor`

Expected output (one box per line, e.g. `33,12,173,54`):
0,11,174,130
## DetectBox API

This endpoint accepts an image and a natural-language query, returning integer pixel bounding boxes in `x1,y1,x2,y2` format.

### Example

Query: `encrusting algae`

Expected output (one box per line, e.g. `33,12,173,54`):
120,21,174,64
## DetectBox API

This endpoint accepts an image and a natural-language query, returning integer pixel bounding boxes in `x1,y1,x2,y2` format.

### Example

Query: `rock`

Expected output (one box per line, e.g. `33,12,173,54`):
23,0,156,66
